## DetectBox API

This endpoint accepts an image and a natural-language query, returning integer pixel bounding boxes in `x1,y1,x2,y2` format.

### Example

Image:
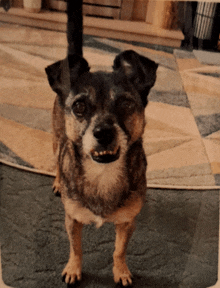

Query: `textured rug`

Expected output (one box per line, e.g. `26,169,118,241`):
1,164,218,288
0,23,220,188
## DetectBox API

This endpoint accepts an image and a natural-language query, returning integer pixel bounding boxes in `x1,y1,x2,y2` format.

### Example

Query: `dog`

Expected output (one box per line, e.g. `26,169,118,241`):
45,49,158,286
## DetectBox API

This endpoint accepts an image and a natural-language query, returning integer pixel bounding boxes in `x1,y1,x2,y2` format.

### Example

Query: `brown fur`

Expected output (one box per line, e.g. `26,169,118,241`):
45,50,158,286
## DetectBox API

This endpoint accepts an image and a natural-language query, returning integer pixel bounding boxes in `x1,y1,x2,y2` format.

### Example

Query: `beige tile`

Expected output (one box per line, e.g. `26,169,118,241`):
144,119,189,139
84,46,117,56
0,46,55,110
143,115,196,156
186,64,220,75
0,116,54,172
207,130,220,140
180,67,220,115
182,91,220,117
147,162,213,179
147,163,215,186
139,101,210,179
0,43,52,72
0,50,45,80
0,103,52,133
172,67,220,116
147,138,209,172
147,174,216,187
181,70,220,95
0,25,66,47
176,58,204,72
0,77,45,89
147,163,216,187
7,43,67,61
154,66,183,92
90,66,113,73
145,102,201,137
144,137,192,156
144,116,193,139
181,83,220,99
84,50,115,69
0,79,55,109
95,38,178,70
203,139,220,174
0,23,218,188
211,162,220,175
96,37,174,59
5,44,116,69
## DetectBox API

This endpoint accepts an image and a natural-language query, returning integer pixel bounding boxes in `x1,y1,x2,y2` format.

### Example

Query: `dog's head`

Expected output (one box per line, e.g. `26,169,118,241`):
46,50,158,164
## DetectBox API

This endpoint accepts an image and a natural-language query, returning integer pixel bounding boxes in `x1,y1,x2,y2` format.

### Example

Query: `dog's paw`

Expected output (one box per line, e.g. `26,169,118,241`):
62,261,82,285
113,264,133,287
53,186,61,197
52,178,61,197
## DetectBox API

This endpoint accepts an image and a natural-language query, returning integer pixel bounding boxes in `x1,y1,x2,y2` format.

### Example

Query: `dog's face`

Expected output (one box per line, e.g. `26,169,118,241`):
46,50,158,165
65,70,147,164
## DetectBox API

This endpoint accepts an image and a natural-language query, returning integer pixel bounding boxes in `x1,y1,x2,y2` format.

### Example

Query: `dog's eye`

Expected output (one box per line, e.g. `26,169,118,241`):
72,101,86,116
120,100,135,112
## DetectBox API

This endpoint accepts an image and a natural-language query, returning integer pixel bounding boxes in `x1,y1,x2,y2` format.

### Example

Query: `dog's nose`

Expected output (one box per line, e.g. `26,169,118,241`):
93,124,116,145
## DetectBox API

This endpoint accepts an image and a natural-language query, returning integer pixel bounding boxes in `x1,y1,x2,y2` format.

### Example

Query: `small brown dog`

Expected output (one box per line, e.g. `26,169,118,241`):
45,50,158,286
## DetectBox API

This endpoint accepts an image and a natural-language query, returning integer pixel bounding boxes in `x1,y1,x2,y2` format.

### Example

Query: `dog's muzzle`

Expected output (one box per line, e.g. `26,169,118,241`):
91,123,120,163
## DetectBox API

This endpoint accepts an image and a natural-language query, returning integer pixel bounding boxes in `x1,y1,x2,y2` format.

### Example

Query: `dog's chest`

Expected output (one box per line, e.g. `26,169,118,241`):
79,157,130,217
63,197,106,228
83,157,125,195
63,192,144,228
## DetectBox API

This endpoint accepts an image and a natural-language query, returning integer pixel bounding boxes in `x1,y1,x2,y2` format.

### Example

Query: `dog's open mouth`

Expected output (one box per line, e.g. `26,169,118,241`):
91,147,120,163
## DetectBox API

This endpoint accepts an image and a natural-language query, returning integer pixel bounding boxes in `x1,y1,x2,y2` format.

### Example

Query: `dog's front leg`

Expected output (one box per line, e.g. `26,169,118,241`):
52,163,61,196
113,221,135,286
62,215,83,284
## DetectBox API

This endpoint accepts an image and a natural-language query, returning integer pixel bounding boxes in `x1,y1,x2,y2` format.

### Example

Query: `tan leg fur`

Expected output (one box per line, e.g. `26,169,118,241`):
113,221,135,286
62,216,83,284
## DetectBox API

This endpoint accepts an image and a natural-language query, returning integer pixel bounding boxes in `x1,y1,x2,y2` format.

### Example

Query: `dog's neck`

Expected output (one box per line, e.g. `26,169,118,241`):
60,139,145,217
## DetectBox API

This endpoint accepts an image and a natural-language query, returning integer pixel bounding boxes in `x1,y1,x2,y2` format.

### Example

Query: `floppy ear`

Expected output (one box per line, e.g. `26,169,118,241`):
113,50,158,107
45,54,90,105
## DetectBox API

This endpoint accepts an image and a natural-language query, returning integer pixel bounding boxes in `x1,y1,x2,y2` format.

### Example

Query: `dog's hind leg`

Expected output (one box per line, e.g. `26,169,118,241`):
113,221,135,286
62,215,83,284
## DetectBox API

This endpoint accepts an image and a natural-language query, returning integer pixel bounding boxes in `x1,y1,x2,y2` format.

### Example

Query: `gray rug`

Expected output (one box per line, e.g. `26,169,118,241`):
0,163,218,288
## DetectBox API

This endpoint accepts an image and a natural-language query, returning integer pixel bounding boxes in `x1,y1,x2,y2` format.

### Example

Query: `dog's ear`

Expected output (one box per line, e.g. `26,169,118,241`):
113,50,158,107
45,54,90,105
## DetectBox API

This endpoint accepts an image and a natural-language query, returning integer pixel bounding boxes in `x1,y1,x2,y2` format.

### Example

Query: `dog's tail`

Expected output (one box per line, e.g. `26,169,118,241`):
67,0,83,57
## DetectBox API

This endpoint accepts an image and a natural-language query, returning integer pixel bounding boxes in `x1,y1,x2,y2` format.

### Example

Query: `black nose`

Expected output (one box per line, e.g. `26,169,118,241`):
93,124,116,145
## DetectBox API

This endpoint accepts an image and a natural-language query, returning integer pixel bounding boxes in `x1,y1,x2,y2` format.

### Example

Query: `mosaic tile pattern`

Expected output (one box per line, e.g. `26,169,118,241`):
175,50,220,186
0,23,219,187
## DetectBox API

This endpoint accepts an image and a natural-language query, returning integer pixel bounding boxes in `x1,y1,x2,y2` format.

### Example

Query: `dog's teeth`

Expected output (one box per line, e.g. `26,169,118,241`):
92,148,118,157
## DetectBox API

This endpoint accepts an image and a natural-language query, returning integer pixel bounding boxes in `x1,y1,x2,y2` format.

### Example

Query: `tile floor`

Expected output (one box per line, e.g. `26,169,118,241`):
0,23,219,188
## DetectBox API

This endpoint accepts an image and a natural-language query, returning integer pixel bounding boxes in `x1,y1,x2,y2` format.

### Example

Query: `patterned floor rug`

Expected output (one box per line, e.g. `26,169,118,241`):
0,23,220,188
